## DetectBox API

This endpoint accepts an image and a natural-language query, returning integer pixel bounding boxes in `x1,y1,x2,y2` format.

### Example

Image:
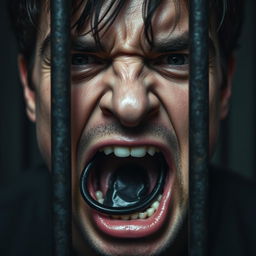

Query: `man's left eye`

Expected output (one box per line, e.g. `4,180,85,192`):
149,53,189,79
163,54,189,66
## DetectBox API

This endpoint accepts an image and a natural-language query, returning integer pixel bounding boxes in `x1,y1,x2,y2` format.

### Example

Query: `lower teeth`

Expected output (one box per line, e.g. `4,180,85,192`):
95,191,162,220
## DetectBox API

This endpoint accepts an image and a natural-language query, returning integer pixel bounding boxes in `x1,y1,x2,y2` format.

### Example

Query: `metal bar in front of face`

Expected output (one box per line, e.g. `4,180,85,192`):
189,0,209,255
51,0,72,255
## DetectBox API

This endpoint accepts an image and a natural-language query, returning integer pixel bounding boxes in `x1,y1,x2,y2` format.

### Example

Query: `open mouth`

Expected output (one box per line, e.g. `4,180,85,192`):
80,144,174,238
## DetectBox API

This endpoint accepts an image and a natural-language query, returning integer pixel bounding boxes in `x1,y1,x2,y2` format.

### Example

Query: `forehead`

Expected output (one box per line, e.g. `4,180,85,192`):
106,0,188,47
39,0,188,50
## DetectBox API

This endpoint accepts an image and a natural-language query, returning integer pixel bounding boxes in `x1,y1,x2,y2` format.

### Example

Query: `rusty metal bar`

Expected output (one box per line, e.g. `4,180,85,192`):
189,0,209,255
51,0,72,255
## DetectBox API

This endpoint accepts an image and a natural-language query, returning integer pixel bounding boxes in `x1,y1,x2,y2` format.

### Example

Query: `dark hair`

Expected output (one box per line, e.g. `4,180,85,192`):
8,0,244,68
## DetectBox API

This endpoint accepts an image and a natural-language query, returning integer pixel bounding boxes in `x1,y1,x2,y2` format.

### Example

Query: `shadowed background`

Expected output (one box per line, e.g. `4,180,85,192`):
1,0,255,184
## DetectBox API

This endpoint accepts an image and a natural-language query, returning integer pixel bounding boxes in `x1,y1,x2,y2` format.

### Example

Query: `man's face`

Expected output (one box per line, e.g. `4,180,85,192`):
20,0,231,255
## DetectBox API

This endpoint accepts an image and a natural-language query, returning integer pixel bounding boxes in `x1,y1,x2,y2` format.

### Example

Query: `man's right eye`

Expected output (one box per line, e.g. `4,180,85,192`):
71,54,101,66
70,53,109,83
165,54,189,66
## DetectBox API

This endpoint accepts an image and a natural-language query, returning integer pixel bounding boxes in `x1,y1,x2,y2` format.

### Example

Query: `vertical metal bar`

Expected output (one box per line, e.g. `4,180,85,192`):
51,0,71,255
253,0,256,182
189,0,209,255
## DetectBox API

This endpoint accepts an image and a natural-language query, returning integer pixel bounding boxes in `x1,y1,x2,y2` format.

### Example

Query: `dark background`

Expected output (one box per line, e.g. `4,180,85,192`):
1,0,256,184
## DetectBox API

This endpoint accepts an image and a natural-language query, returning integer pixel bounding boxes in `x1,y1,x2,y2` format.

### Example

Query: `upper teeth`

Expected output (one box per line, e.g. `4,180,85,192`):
100,146,160,157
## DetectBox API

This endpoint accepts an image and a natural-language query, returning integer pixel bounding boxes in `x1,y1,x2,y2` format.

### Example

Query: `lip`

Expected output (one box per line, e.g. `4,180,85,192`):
93,175,173,238
80,138,175,238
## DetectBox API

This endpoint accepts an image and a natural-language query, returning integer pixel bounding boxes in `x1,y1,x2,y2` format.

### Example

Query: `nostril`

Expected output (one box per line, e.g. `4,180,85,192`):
100,106,113,117
148,93,160,116
114,102,148,127
99,85,160,127
99,91,114,116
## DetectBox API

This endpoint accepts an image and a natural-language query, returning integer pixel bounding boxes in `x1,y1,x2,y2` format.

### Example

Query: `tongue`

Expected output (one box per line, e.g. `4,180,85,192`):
104,164,150,208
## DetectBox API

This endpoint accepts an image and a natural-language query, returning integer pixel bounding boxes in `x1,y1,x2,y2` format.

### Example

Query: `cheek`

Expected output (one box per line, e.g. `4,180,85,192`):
169,87,189,144
71,88,87,150
71,78,108,201
166,87,189,192
71,75,108,153
159,84,189,149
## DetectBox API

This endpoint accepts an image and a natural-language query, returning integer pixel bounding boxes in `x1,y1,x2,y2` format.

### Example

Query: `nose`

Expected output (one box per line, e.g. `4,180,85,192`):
99,57,160,127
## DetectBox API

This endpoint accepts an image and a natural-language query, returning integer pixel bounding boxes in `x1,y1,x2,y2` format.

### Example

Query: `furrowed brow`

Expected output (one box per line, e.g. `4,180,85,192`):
39,35,104,58
71,37,103,52
153,32,189,52
153,32,216,56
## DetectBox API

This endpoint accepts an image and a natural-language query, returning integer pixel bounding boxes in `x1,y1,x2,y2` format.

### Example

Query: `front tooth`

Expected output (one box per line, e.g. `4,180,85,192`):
130,147,146,157
114,147,130,157
103,147,113,155
147,146,156,156
139,212,147,219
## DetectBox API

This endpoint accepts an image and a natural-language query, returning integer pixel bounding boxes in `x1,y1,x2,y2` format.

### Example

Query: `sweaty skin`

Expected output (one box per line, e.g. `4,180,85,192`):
18,0,233,255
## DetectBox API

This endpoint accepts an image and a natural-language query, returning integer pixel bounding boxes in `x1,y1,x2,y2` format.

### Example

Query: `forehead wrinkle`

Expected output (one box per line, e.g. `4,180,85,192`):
106,0,188,54
106,10,145,56
113,56,143,82
37,0,200,58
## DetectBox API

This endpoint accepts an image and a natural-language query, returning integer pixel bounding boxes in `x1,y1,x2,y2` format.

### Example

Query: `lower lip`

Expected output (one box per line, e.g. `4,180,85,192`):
91,176,173,238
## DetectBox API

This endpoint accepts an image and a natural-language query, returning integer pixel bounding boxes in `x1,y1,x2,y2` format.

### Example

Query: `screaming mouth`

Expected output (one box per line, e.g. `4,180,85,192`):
80,145,169,220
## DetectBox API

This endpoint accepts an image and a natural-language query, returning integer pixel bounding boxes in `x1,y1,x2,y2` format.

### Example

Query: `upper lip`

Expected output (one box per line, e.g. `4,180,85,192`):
80,138,174,172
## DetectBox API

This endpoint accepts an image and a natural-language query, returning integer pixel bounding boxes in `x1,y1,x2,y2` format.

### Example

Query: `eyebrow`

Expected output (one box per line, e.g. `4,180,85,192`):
39,35,103,58
71,37,104,52
152,32,216,56
40,32,216,58
153,32,190,52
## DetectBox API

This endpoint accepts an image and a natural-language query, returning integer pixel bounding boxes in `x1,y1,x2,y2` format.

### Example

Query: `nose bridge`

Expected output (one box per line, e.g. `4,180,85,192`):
112,64,148,126
112,56,143,82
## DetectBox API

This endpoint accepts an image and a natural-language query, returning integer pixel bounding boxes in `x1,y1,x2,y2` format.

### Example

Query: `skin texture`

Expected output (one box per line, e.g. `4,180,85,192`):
18,0,233,255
